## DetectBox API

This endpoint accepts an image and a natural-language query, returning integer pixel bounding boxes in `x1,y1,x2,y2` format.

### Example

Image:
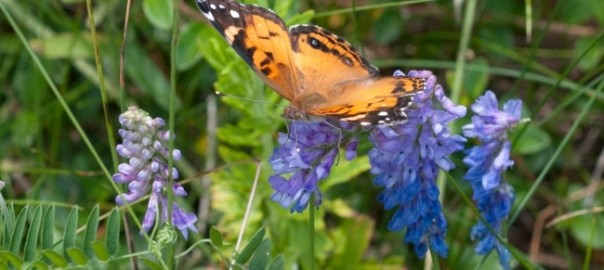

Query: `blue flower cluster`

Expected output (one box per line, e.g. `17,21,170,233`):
368,70,467,258
267,71,521,267
463,91,522,269
269,121,358,212
113,106,198,239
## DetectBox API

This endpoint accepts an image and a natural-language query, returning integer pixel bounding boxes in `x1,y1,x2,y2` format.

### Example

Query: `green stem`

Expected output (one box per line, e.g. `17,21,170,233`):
309,194,315,270
450,0,477,103
165,0,181,267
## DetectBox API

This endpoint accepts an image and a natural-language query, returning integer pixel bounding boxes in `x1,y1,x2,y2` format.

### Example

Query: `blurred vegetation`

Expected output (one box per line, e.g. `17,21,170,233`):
1,0,604,269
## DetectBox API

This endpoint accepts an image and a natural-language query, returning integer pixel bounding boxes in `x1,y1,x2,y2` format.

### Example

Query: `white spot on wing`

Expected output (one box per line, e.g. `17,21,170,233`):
210,4,216,9
230,10,240,18
378,111,388,116
340,114,367,121
218,4,225,9
203,11,215,21
360,121,371,126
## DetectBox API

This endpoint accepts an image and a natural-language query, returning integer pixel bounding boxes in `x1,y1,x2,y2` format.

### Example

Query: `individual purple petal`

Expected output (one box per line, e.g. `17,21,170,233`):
344,138,358,161
171,205,198,240
141,193,158,232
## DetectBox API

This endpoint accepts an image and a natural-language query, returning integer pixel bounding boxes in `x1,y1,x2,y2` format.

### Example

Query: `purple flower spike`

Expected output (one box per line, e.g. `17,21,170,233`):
113,106,198,239
269,121,358,212
463,90,522,269
368,70,466,258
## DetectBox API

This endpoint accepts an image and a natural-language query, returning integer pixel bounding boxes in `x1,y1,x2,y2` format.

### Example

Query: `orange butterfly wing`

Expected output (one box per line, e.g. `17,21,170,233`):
287,25,425,125
196,0,426,126
307,76,425,126
289,25,378,95
196,0,298,101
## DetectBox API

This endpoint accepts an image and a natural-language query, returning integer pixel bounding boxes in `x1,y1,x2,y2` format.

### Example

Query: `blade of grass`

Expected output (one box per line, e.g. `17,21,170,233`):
314,0,434,18
582,217,595,270
165,0,182,266
232,161,263,269
509,0,566,96
450,0,477,103
524,0,533,42
536,74,604,127
512,31,604,146
309,193,315,270
86,0,118,171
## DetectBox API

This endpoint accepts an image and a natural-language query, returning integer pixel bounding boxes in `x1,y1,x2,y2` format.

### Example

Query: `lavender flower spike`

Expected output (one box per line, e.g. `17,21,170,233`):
463,90,522,269
113,106,198,239
368,70,467,258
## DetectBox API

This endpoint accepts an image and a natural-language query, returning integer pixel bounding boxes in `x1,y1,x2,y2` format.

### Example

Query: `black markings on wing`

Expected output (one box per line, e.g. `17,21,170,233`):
196,0,275,70
289,24,378,76
195,0,298,100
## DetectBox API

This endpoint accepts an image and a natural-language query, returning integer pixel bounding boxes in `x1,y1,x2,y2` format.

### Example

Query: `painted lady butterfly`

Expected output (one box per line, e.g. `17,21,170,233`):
195,0,426,126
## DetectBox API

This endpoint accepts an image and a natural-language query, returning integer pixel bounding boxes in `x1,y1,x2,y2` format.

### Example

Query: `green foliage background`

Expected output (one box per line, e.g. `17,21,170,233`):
1,0,604,269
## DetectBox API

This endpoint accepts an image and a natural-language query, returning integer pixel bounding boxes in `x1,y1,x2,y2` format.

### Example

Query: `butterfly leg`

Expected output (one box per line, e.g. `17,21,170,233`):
320,120,345,166
283,120,311,150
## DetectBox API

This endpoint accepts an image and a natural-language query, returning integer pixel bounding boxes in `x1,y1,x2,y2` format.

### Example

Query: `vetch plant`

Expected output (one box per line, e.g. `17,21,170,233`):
268,70,466,256
463,91,523,269
113,106,198,239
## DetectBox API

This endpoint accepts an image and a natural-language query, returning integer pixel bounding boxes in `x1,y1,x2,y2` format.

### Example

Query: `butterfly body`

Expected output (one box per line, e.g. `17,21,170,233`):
195,0,425,126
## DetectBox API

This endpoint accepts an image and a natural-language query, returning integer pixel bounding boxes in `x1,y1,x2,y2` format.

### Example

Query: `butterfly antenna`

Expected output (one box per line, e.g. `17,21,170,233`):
215,91,287,109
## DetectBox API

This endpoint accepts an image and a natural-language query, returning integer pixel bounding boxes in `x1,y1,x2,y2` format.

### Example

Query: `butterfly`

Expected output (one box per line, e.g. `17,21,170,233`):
195,0,426,126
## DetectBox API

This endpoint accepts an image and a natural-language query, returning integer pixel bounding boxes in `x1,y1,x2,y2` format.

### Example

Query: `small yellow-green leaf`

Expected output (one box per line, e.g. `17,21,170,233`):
66,248,88,265
143,0,174,30
0,251,23,268
29,261,48,270
42,250,69,268
92,241,110,261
